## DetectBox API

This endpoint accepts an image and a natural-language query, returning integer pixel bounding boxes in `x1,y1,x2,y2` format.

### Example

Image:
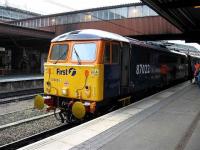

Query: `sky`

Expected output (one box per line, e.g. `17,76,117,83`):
0,0,141,15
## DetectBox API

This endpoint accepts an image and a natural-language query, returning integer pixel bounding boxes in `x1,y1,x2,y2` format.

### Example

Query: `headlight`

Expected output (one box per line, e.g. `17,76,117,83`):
62,87,68,96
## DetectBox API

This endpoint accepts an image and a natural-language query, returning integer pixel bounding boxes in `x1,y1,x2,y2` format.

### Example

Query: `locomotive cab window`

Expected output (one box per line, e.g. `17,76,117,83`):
103,42,120,64
104,43,110,64
50,44,68,60
112,43,120,64
72,43,96,62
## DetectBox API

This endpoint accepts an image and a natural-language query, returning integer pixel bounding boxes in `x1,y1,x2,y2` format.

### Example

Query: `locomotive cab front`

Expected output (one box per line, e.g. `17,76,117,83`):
40,39,104,121
45,41,103,98
34,29,131,122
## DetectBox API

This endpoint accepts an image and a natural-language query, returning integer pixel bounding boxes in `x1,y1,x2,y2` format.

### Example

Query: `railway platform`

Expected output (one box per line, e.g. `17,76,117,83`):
0,74,43,95
20,81,200,150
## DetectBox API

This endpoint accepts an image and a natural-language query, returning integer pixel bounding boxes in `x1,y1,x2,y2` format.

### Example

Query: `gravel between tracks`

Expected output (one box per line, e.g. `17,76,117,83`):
0,115,62,146
0,99,34,115
0,108,50,126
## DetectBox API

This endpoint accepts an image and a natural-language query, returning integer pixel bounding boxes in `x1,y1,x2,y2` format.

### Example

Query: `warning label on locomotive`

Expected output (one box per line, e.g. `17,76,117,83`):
91,68,99,76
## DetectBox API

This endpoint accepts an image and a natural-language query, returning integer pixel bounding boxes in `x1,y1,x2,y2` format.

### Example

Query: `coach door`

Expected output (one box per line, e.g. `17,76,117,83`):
121,44,130,89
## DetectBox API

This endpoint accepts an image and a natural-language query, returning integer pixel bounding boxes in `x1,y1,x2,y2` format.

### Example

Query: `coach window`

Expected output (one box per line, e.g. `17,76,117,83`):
104,43,111,64
112,43,120,64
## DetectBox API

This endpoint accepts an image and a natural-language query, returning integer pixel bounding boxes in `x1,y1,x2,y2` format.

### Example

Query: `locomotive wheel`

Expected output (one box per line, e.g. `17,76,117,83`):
54,108,67,123
54,109,81,124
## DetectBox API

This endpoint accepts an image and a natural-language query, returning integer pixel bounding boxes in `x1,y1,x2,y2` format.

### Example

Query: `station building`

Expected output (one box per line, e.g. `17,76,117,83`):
0,5,40,22
0,5,41,75
0,3,159,75
0,3,199,76
9,3,158,29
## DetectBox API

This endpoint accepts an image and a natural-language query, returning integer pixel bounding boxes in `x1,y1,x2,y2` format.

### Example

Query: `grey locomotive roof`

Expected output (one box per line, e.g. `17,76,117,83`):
51,29,187,57
51,29,130,43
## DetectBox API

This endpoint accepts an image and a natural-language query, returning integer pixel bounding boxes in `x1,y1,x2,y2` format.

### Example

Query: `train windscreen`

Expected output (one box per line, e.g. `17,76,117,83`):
72,43,96,62
50,44,68,60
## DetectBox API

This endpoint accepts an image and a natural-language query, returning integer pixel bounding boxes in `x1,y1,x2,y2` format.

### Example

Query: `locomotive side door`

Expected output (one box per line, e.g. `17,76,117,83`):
120,44,130,94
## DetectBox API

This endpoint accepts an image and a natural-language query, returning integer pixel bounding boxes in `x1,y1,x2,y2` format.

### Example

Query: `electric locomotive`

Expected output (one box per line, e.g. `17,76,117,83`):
34,29,189,122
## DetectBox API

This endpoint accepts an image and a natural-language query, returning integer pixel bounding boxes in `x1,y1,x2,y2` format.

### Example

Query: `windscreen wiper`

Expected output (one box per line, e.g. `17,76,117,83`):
54,52,66,64
74,48,81,65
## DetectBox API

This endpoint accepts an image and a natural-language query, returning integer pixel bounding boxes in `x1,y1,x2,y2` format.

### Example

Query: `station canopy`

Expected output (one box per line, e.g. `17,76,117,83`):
142,0,200,44
0,22,54,48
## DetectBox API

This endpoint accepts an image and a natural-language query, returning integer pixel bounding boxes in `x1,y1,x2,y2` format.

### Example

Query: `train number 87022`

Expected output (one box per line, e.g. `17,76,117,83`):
136,64,151,75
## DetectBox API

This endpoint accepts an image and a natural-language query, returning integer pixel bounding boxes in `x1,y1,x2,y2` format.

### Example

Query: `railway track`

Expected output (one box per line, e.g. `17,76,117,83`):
0,93,42,105
0,89,43,104
0,88,43,99
0,112,55,130
0,123,75,150
0,111,67,149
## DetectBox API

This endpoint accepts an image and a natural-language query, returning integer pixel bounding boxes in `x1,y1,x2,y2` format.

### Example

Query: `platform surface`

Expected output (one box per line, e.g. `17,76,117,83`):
0,74,43,83
20,82,200,150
